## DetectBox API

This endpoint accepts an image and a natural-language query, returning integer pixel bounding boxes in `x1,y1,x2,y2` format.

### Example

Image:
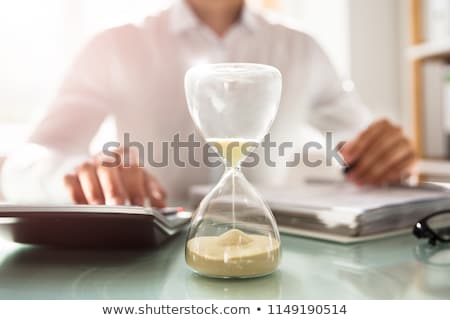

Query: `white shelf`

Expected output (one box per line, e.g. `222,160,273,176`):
418,159,450,177
407,40,450,61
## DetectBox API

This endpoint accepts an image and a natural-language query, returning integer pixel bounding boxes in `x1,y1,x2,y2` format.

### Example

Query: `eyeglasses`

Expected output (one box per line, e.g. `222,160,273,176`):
413,210,450,245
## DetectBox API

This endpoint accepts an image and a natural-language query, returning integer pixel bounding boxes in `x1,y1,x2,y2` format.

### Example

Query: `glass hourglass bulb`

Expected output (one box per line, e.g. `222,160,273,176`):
184,63,282,278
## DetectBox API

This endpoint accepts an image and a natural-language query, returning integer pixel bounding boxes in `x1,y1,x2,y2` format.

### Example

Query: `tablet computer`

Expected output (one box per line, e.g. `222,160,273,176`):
0,205,191,248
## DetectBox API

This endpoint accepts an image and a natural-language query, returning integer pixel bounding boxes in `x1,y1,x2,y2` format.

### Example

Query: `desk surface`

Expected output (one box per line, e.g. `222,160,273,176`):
0,232,449,299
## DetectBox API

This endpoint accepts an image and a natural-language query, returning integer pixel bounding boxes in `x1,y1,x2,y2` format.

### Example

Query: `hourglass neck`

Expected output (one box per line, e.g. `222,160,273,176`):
225,165,241,173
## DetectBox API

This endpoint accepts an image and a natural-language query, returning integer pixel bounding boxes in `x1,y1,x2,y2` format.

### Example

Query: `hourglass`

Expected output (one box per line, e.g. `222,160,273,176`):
184,63,282,278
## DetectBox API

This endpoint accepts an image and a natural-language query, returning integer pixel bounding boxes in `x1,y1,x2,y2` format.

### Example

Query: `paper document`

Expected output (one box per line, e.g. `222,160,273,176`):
189,182,450,241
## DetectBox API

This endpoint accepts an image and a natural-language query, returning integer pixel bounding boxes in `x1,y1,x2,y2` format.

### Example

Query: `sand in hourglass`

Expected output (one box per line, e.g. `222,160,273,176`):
186,229,280,278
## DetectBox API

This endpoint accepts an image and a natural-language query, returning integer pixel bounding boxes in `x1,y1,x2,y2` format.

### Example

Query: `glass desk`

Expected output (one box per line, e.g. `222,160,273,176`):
0,232,449,299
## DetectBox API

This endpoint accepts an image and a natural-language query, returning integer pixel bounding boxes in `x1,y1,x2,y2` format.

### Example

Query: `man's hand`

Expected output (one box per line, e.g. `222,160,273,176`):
340,119,417,186
63,149,166,207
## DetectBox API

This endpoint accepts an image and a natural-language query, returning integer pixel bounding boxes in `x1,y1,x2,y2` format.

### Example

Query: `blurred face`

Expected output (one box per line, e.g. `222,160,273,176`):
186,0,246,35
187,0,245,12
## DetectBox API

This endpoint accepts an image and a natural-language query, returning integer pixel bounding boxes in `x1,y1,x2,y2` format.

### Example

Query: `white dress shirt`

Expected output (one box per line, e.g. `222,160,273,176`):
1,0,372,204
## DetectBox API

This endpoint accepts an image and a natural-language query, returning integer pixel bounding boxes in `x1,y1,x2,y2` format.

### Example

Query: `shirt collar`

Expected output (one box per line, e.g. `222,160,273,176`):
168,0,259,35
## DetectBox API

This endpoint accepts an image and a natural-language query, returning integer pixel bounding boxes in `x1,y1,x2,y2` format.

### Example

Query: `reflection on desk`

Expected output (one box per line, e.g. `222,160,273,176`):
0,233,449,299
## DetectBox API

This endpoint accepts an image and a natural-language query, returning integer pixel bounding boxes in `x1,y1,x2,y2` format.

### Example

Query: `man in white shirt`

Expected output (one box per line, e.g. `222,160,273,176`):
1,0,416,206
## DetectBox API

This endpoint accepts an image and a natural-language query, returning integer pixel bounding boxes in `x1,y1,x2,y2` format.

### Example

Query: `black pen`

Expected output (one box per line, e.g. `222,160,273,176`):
338,142,356,175
343,162,357,175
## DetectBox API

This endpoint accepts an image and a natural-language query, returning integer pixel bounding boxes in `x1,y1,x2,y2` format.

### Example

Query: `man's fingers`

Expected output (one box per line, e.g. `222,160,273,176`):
145,174,166,208
343,118,417,186
356,139,414,185
343,119,390,164
120,166,146,206
63,174,88,204
76,162,105,204
373,150,416,185
68,149,168,207
96,165,127,205
347,126,403,181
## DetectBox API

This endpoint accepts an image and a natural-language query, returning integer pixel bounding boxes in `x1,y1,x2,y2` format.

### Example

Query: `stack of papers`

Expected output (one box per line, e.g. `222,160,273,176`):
189,182,450,243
